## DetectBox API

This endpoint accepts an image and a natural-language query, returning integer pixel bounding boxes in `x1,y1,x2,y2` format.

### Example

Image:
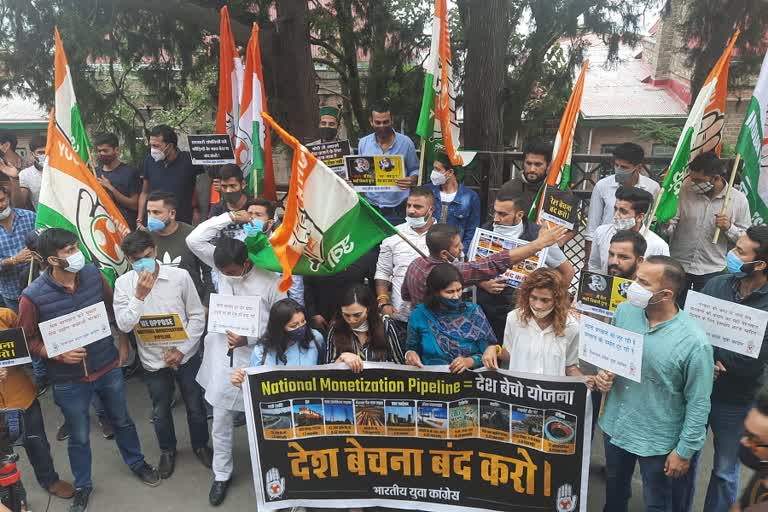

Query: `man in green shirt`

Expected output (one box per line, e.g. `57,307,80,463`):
596,255,713,511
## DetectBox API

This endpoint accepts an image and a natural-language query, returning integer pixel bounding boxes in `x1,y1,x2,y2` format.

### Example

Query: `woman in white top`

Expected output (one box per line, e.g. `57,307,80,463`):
482,268,586,379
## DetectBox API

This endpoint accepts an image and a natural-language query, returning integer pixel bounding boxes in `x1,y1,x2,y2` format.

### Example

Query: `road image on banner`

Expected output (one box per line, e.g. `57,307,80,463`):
243,364,591,512
344,155,405,192
467,228,548,288
577,271,632,318
306,140,351,178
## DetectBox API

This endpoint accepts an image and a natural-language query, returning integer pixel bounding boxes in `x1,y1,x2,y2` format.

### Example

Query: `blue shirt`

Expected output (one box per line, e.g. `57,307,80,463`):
599,302,713,459
0,208,36,300
357,132,419,208
249,329,325,367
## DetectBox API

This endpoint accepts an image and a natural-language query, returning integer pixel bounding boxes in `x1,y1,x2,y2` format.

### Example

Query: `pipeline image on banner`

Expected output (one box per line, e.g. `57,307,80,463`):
243,363,591,512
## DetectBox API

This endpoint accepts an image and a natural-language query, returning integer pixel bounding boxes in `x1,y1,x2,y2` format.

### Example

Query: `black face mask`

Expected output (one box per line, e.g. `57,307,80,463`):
319,127,338,142
739,443,768,477
374,126,393,139
222,190,243,206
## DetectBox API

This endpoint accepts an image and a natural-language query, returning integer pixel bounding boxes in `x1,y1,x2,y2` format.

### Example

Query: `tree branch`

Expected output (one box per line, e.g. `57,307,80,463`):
312,57,348,80
309,35,345,61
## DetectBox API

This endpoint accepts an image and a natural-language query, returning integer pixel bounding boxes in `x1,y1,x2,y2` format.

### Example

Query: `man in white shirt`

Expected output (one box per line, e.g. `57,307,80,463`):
589,186,669,273
666,151,751,306
186,214,286,506
18,135,46,210
585,143,660,261
113,230,210,481
375,187,433,326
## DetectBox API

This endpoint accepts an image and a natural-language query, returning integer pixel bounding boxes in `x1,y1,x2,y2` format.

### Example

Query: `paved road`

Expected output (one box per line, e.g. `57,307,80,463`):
14,377,752,511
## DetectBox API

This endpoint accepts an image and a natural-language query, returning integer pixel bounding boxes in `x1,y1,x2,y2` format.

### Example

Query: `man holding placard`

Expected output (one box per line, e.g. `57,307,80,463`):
17,228,160,511
596,256,713,511
687,226,768,512
113,231,211,480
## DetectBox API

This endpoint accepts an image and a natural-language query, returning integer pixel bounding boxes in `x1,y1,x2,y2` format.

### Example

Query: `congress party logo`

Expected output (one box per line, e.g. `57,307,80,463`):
75,188,129,276
265,467,285,500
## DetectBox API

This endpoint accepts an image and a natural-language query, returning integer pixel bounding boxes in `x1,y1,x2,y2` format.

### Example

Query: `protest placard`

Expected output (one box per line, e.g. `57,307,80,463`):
39,302,111,358
0,328,31,367
579,316,643,383
576,271,632,318
187,134,236,165
243,363,591,512
539,186,579,230
344,155,404,192
307,140,351,178
685,290,768,358
466,228,548,288
134,314,190,347
208,294,262,337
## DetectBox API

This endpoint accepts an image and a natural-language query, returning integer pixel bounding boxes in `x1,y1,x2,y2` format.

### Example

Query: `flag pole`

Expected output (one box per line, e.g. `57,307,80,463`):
395,229,428,259
712,154,742,244
417,138,426,186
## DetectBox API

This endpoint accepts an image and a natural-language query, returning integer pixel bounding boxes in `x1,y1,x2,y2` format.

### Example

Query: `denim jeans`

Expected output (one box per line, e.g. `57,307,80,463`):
22,399,59,489
142,353,208,452
603,434,696,512
53,367,145,488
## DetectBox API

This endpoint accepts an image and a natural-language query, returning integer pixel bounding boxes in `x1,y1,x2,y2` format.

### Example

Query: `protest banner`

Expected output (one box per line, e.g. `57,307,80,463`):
188,134,236,166
539,186,578,230
344,155,405,192
579,316,643,383
576,271,632,318
0,328,31,368
306,140,352,178
466,228,548,288
684,290,768,358
134,314,190,347
243,363,591,512
39,302,111,358
208,293,262,337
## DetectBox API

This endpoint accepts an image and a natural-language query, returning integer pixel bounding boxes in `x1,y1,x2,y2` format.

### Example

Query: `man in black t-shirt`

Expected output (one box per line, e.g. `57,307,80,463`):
138,125,203,226
207,164,250,241
94,133,141,230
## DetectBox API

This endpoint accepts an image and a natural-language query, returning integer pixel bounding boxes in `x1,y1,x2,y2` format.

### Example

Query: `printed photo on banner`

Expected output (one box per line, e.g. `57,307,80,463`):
539,186,579,231
343,155,405,192
467,228,548,288
576,271,632,318
242,363,591,512
579,316,643,383
208,293,262,337
38,302,111,358
684,290,768,358
187,134,236,165
306,140,351,178
134,314,190,347
0,328,31,368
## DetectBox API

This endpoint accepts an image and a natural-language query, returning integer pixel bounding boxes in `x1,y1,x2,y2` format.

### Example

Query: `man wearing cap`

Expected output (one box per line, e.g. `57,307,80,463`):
428,150,480,251
312,106,342,144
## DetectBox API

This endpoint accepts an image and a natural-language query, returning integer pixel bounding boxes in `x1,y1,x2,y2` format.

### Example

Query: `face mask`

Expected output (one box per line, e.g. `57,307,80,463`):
36,154,45,167
430,170,447,186
150,148,166,162
286,324,308,342
224,265,250,282
405,214,429,229
439,297,463,311
374,126,392,139
62,251,86,273
0,207,11,221
739,443,768,478
531,306,554,319
613,217,637,231
146,216,167,232
626,281,666,309
351,320,369,332
726,250,760,277
493,222,524,239
221,190,243,205
319,127,338,141
691,180,714,194
243,219,265,237
614,167,633,185
132,257,156,274
98,154,115,165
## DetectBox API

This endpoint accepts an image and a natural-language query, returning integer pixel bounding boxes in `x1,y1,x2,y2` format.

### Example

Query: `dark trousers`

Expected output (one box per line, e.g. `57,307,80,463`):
22,399,59,489
142,353,208,452
677,271,723,308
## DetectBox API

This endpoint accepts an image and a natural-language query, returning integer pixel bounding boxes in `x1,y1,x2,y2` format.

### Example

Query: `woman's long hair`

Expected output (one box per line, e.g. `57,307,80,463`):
331,284,388,361
424,263,465,312
515,268,570,336
260,298,313,363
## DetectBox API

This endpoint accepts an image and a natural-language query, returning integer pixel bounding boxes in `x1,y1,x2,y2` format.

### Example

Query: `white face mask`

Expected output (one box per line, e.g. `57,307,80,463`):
626,281,663,309
0,207,11,221
150,148,166,162
405,214,429,229
530,306,554,319
613,217,636,231
63,251,86,273
351,320,369,333
430,170,447,186
493,222,524,239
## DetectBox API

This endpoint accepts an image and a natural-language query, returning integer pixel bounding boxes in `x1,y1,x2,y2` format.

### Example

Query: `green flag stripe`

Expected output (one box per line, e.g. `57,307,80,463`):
416,73,436,139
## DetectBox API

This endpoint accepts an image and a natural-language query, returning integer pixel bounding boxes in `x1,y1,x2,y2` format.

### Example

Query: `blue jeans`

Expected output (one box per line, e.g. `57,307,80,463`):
22,399,59,489
603,434,696,512
53,367,145,488
143,353,208,452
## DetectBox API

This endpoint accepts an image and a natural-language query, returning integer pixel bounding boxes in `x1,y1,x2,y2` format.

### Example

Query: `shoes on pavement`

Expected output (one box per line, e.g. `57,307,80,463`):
99,420,114,440
48,479,75,499
158,450,176,479
133,462,161,487
56,424,69,442
35,377,49,397
205,402,214,420
123,357,142,380
194,446,213,468
69,487,92,512
233,412,246,428
209,479,231,506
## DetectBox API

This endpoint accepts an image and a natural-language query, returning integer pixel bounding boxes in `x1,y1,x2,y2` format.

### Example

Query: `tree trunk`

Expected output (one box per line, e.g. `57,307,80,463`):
335,0,369,135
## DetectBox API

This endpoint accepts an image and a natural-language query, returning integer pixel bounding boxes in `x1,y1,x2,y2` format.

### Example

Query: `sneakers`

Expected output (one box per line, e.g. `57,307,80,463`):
209,479,231,506
158,450,176,479
70,487,92,512
194,446,213,468
56,423,70,441
99,420,114,440
132,462,161,487
35,377,49,397
233,412,246,428
48,479,75,499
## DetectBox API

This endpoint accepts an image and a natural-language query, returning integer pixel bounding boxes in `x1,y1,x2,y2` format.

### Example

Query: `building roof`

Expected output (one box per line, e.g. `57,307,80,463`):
0,94,48,128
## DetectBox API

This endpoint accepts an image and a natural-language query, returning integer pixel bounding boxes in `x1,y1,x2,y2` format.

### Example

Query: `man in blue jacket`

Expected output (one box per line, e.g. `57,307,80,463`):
429,150,480,251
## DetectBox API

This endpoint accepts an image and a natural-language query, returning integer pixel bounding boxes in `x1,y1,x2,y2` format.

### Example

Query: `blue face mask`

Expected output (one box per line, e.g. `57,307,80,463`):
439,297,463,311
243,219,265,237
146,216,167,232
286,324,308,342
726,250,759,277
132,257,156,274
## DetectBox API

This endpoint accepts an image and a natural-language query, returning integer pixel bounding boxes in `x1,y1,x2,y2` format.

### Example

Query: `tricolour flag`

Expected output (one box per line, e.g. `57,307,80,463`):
416,0,462,167
247,113,397,292
38,114,130,286
54,27,92,165
738,51,768,225
653,30,739,224
213,6,244,204
235,23,275,200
